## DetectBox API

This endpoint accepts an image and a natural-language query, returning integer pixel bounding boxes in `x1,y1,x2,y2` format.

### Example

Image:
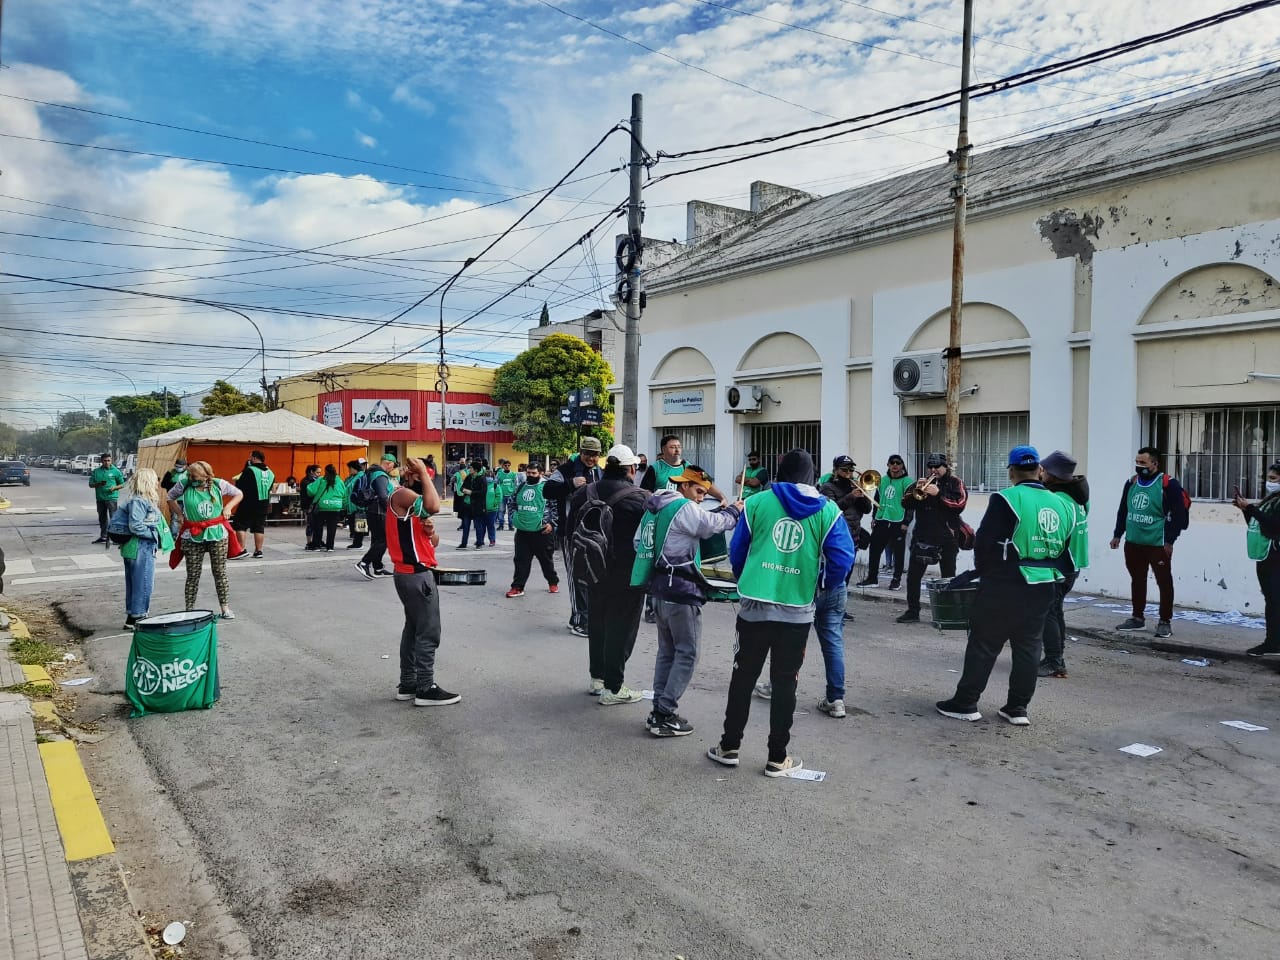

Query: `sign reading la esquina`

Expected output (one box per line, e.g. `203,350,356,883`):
341,398,508,434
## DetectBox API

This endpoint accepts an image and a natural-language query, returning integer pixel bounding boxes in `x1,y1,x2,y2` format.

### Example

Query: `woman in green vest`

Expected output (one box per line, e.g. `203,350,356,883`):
1232,461,1280,657
307,464,349,552
166,460,243,619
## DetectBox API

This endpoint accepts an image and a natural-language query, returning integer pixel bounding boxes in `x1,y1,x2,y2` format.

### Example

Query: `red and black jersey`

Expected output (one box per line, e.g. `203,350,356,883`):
385,496,437,574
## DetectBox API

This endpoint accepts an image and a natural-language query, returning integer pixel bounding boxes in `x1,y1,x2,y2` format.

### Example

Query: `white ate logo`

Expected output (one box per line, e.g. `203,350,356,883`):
884,486,897,500
196,500,217,519
132,656,163,696
1038,507,1061,535
640,522,655,551
771,518,805,553
1132,492,1150,511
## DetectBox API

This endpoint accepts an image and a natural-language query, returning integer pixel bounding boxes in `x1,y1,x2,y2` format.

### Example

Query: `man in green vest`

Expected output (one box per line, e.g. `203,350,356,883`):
734,451,770,499
232,449,275,558
1232,460,1280,657
857,454,914,589
937,446,1076,727
505,463,560,596
89,452,126,544
1038,450,1090,678
495,459,518,530
1109,446,1189,639
706,449,854,776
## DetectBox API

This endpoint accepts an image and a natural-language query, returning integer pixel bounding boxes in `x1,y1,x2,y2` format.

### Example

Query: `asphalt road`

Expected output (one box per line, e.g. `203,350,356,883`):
5,469,1280,960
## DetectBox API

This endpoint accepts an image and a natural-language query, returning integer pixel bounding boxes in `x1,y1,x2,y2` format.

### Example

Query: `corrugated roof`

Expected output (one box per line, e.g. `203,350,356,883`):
137,408,367,447
648,67,1280,290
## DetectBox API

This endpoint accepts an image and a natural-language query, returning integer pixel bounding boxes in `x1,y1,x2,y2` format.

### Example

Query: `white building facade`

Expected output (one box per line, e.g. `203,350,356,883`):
636,69,1280,614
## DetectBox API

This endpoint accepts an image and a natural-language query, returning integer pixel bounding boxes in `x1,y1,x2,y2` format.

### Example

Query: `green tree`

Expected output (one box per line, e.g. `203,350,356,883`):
56,411,98,435
200,380,265,417
60,426,110,456
105,391,181,452
18,427,61,456
142,414,198,438
491,333,613,458
538,302,550,327
0,421,17,456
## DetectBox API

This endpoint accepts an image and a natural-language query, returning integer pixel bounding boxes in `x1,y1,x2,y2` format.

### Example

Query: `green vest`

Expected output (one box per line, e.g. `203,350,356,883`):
1125,476,1165,546
513,481,547,532
631,497,695,588
1246,499,1278,561
736,493,842,606
496,469,517,497
875,475,914,523
651,459,683,491
308,476,347,511
182,482,226,543
248,464,275,500
817,472,833,487
1055,492,1090,570
485,480,503,512
996,484,1076,584
454,469,470,499
742,466,768,498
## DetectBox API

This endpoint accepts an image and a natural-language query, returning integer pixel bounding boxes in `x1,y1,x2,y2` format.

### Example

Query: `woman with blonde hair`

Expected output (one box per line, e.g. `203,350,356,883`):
166,460,243,619
116,467,169,629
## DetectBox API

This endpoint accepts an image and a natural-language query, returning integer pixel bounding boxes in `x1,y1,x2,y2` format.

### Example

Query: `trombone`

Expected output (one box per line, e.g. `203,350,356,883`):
858,469,881,495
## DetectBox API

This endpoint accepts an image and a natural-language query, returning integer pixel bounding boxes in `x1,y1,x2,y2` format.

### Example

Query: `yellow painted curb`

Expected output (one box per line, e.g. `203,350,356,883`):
10,617,30,640
21,663,51,683
38,740,115,861
32,701,57,722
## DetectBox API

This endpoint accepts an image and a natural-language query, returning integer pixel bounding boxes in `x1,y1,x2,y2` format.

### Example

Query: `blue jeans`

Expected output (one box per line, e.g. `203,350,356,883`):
123,538,157,618
500,496,515,529
813,584,847,701
484,511,498,545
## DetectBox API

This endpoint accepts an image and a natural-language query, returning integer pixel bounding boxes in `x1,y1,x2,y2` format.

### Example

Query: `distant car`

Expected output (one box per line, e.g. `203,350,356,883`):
54,457,70,471
0,461,30,486
35,455,54,468
70,456,91,474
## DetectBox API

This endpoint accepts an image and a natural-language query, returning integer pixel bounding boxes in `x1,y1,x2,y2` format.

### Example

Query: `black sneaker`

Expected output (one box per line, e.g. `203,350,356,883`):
91,536,108,544
1245,643,1280,657
649,713,694,737
354,560,375,581
896,610,920,624
997,705,1031,727
644,711,659,731
855,577,877,588
936,699,982,722
395,685,415,702
374,567,395,577
253,550,264,558
1115,617,1145,631
414,684,461,706
346,543,363,549
1037,660,1068,679
1154,620,1172,639
888,579,902,591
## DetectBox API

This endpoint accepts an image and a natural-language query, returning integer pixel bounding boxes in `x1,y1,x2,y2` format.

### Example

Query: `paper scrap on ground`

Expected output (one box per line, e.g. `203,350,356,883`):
1119,743,1162,757
60,677,94,686
786,768,827,781
380,654,390,659
641,689,654,700
90,633,131,642
1181,658,1210,667
1220,720,1268,732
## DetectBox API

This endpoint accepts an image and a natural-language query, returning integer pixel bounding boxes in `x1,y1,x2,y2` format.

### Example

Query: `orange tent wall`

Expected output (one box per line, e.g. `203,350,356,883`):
177,443,367,484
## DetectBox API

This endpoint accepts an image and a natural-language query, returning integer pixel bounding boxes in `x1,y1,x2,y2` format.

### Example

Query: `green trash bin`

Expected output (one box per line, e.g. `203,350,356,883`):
126,610,221,718
927,577,979,631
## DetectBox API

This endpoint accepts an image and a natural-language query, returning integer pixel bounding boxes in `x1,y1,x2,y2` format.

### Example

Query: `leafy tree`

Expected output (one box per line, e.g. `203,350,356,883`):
0,421,17,455
491,333,613,458
105,391,181,452
538,302,550,327
60,426,110,456
200,380,265,417
142,414,198,438
17,427,61,456
56,411,98,435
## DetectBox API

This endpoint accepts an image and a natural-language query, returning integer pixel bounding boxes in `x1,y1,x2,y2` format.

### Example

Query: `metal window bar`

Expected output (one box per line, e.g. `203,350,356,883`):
912,413,1029,492
748,422,822,482
1146,404,1278,501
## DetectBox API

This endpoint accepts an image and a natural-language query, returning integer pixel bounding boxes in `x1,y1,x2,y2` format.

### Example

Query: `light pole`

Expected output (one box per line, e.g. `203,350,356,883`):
437,258,476,482
193,302,269,406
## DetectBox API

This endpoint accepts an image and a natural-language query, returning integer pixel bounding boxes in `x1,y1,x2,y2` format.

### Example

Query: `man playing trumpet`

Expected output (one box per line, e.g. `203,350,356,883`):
897,453,968,624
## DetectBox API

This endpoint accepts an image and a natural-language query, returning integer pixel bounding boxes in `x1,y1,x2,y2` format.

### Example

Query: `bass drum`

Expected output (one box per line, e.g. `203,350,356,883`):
432,567,487,586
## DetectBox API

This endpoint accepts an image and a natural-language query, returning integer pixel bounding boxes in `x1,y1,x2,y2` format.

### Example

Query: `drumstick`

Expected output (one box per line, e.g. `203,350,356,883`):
737,461,747,501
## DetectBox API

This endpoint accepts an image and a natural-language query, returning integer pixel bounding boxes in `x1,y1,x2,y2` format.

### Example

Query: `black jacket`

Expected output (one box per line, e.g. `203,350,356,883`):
462,472,490,518
568,471,647,591
903,473,968,549
819,475,874,532
544,455,602,530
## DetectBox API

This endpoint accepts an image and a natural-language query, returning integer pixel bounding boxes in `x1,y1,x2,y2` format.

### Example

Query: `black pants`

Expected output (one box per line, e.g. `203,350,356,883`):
394,570,442,693
719,618,810,763
512,530,558,589
587,585,644,692
953,578,1055,711
360,513,387,571
1259,552,1280,649
1040,570,1079,667
96,499,114,538
905,543,959,614
309,512,339,550
560,537,589,630
348,510,364,547
865,519,907,581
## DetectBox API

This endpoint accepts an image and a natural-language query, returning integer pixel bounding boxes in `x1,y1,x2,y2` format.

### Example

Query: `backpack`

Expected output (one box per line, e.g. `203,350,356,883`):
568,484,643,586
1131,473,1192,531
349,470,377,511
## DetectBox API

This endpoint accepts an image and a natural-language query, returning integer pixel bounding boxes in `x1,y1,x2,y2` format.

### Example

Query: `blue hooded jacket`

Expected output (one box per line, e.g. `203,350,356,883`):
730,482,856,591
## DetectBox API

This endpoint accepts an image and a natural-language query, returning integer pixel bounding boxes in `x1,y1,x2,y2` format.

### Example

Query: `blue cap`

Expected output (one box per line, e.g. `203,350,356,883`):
1008,445,1040,468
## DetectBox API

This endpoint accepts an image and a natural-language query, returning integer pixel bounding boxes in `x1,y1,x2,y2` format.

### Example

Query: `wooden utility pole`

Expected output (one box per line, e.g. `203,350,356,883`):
621,93,644,448
945,0,974,466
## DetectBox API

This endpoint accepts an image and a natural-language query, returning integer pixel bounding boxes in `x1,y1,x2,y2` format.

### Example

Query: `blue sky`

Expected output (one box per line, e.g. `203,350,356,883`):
2,0,1279,426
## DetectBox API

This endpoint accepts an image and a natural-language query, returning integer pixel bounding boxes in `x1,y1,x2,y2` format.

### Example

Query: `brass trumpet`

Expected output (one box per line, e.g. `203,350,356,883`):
908,477,931,500
858,469,881,494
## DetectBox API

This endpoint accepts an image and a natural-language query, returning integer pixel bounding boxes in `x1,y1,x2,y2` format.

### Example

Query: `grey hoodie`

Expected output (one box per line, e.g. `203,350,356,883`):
641,489,741,605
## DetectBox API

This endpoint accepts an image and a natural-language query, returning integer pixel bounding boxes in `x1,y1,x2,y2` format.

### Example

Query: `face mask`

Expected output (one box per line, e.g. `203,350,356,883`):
1134,466,1153,479
1266,481,1280,495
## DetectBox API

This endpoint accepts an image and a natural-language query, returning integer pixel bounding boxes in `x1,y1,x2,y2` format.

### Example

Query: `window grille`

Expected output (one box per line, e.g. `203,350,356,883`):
1146,404,1280,501
748,422,822,479
912,413,1029,492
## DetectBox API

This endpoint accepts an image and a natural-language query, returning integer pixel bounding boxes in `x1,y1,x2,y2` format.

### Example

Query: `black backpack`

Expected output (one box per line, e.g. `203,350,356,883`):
349,470,377,510
568,484,643,586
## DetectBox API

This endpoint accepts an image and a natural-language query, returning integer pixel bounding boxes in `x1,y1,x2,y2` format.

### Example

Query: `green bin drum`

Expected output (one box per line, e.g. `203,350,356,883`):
927,578,979,631
126,610,221,717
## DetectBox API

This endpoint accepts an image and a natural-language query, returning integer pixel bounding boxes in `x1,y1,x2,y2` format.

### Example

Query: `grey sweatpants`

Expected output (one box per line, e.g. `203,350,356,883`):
653,599,702,716
394,570,442,693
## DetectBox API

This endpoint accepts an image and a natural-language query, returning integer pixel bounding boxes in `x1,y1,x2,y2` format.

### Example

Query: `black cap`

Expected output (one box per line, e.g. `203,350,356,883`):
926,452,948,468
832,455,855,470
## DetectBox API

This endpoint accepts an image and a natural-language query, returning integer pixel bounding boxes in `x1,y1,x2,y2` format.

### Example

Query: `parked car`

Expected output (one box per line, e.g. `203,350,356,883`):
0,461,31,486
54,457,70,471
35,455,54,468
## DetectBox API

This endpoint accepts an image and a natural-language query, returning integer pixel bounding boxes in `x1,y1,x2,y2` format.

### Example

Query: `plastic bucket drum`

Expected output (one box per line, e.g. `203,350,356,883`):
126,610,221,717
927,578,979,631
703,577,739,603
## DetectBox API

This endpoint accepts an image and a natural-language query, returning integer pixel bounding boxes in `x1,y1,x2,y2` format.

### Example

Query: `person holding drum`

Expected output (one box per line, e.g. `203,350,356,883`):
167,460,243,620
707,449,853,777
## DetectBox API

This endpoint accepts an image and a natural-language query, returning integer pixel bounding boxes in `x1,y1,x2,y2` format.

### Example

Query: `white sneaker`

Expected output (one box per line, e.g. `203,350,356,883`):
818,698,847,719
587,678,605,696
753,681,772,700
598,685,643,705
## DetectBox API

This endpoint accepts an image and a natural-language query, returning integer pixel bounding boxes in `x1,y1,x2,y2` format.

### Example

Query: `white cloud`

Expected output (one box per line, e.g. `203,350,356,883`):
390,81,436,116
618,2,692,26
344,89,385,124
355,130,378,149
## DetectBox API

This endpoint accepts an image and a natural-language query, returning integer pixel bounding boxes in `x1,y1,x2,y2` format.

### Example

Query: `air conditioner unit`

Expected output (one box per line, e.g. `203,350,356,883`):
892,353,947,397
724,384,763,414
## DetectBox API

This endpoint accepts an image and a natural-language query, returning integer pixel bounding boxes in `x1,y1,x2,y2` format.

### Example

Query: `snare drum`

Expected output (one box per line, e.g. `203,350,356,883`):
432,567,486,586
135,610,217,634
703,577,739,603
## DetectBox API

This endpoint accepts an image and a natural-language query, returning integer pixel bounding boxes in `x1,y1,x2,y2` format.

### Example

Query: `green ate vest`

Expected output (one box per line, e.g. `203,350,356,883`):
512,481,547,532
308,476,347,511
91,466,125,502
736,493,841,606
1125,475,1165,546
1246,498,1279,560
875,475,914,523
651,459,683,491
742,466,768,498
996,484,1076,584
248,464,275,500
485,480,503,512
454,469,470,500
496,469,517,497
182,482,226,543
631,498,696,588
1055,492,1090,570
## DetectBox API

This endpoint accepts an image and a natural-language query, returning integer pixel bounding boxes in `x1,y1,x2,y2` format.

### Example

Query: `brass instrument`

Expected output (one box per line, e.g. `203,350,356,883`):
908,477,931,500
858,469,881,494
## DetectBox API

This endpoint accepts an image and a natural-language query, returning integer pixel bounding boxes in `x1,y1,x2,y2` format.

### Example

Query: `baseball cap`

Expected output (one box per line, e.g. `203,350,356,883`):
356,457,368,465
579,437,603,454
670,464,713,486
381,452,398,465
1040,450,1076,480
174,458,188,468
1007,445,1040,468
925,452,948,468
605,443,641,467
832,455,855,470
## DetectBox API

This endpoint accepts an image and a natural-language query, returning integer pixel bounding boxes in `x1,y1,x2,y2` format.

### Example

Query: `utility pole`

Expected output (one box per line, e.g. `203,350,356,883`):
944,0,974,467
621,93,644,449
